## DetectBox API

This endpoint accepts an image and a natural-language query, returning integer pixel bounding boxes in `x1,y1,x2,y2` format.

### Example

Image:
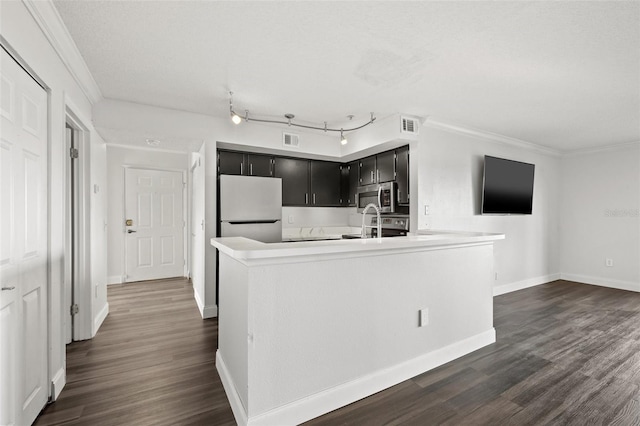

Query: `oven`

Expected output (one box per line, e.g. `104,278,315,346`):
356,181,396,213
370,215,409,238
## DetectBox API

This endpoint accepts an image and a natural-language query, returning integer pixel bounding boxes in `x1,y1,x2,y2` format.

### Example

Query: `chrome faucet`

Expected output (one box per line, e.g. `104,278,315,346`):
361,203,382,239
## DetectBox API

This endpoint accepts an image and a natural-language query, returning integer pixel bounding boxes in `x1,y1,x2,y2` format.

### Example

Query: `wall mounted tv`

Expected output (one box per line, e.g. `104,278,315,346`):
482,156,535,215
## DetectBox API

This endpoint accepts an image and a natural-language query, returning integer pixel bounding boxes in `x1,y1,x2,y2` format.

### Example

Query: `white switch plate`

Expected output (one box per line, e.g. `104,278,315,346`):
288,215,294,224
606,258,613,267
419,308,429,327
424,204,430,215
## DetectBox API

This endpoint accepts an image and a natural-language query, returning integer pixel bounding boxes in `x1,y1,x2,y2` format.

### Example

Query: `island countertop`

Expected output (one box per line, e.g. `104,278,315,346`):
210,230,504,264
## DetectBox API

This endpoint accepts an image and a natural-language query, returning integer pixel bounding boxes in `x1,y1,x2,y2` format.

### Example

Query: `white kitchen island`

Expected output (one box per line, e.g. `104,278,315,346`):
211,231,504,426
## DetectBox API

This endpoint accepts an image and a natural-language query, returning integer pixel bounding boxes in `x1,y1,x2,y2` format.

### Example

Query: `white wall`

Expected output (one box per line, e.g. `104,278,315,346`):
190,147,207,317
560,144,640,291
282,207,353,228
0,0,106,398
417,124,562,294
89,133,108,334
105,145,188,283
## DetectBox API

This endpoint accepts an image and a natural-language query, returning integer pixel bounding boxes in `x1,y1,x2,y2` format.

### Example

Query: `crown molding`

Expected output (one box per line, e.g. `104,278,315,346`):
423,116,563,157
107,143,189,155
562,140,640,158
23,0,103,104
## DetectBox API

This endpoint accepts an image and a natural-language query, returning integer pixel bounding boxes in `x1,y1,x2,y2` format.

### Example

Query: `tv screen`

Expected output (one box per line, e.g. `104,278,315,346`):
482,156,535,215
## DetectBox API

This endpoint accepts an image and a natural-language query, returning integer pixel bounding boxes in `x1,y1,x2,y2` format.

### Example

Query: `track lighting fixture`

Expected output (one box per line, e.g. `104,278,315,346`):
228,92,375,145
340,130,347,145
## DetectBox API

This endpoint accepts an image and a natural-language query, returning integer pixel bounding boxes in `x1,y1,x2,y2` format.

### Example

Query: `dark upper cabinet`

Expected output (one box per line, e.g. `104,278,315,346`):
218,150,245,175
247,154,273,177
396,146,409,205
218,150,273,176
376,150,396,183
310,161,342,206
274,157,309,206
220,146,409,208
359,156,376,185
340,162,359,206
346,161,359,206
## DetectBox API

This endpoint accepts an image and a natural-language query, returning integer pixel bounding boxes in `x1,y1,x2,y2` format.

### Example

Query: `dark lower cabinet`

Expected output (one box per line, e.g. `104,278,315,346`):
274,157,309,206
310,161,342,206
396,146,409,204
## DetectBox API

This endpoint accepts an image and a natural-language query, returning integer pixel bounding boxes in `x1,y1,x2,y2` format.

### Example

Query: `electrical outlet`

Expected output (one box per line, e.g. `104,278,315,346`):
288,215,294,224
424,204,430,215
606,258,613,267
419,308,429,327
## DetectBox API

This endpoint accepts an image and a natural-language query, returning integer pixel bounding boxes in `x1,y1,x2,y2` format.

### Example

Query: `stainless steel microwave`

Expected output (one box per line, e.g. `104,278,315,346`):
356,181,397,213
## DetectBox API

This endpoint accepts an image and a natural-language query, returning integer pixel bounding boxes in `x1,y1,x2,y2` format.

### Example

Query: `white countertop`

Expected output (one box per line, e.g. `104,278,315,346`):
211,229,504,263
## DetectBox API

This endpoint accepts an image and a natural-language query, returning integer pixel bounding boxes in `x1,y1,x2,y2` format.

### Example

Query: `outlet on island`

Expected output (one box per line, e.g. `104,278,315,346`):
419,308,429,327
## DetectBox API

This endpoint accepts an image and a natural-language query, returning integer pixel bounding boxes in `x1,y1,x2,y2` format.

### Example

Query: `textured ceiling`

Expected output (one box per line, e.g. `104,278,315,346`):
53,1,640,151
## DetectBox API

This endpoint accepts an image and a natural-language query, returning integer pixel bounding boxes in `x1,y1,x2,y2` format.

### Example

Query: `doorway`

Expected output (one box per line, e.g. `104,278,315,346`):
124,167,186,282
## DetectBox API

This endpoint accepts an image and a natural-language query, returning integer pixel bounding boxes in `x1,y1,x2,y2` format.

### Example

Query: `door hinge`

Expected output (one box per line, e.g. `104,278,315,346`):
69,148,79,159
70,304,79,316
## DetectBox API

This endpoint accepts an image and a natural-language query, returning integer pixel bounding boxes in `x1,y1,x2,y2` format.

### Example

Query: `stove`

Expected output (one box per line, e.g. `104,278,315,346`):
371,215,409,238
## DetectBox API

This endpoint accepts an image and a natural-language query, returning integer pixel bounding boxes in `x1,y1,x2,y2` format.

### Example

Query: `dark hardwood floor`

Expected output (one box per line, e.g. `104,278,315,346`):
34,278,235,426
36,279,640,425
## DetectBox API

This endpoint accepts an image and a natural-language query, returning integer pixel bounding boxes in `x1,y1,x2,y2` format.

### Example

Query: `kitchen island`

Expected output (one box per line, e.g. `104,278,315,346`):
211,231,504,426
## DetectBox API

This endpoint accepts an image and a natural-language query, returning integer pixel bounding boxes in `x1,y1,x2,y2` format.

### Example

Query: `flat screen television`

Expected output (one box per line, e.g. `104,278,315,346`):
482,156,535,215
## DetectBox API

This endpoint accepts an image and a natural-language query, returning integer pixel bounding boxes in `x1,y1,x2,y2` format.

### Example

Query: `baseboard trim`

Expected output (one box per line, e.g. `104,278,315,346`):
93,302,109,335
194,289,218,319
218,328,496,426
561,273,640,293
107,275,122,285
50,367,65,401
216,351,249,426
493,273,561,296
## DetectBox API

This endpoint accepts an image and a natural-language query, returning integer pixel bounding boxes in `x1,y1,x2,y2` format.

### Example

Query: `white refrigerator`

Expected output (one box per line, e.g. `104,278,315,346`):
219,175,282,243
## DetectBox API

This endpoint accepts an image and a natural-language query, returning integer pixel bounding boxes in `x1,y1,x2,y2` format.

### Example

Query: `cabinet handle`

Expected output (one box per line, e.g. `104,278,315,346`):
370,170,374,183
240,162,243,175
313,193,316,204
377,169,380,182
305,193,308,204
2,286,15,291
250,163,253,175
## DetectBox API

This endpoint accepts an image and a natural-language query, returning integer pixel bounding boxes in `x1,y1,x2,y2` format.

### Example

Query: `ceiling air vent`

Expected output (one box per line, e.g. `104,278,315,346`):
401,116,419,135
283,132,300,148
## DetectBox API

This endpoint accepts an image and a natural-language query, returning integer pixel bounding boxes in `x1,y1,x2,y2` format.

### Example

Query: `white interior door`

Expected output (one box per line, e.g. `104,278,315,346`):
0,48,49,426
125,168,185,282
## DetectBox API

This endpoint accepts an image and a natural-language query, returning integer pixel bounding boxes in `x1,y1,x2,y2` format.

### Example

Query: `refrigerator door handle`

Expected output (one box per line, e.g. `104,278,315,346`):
227,220,280,225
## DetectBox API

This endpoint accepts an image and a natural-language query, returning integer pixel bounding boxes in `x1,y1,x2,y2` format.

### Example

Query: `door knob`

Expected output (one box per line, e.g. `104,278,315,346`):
1,286,15,291
127,229,137,234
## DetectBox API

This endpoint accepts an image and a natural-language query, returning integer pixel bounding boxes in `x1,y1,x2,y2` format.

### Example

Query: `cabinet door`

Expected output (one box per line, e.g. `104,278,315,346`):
340,164,350,206
359,156,376,185
376,150,396,183
218,151,245,175
310,160,341,206
396,146,410,205
348,161,359,205
274,157,309,206
247,154,273,177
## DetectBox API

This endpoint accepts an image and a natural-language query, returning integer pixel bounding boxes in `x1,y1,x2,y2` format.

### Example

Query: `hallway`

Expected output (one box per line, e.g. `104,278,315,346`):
34,279,235,426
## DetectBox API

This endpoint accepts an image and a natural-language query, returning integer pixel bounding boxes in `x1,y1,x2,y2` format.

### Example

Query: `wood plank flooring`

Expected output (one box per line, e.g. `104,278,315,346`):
35,279,640,425
34,278,235,426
